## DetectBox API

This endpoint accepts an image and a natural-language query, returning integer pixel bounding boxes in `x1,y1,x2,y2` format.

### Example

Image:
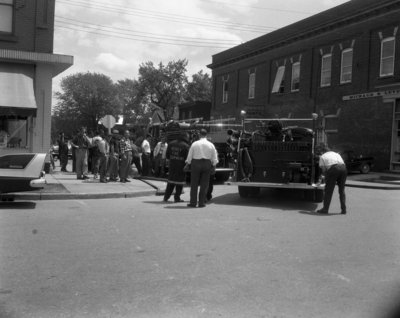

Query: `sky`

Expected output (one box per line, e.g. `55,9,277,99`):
52,0,350,101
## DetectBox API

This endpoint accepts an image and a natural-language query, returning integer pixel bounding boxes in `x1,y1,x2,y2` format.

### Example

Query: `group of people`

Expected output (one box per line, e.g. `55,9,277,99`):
56,127,156,183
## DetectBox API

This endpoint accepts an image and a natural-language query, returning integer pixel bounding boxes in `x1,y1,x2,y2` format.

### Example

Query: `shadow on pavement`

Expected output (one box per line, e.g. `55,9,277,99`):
0,202,36,209
211,191,319,212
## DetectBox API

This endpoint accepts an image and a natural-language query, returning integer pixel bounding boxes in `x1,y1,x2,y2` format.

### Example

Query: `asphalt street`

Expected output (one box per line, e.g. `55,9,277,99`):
0,185,399,318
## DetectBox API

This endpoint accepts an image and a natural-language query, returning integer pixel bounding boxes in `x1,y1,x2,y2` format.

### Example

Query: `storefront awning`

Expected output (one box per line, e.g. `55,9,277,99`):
0,64,37,117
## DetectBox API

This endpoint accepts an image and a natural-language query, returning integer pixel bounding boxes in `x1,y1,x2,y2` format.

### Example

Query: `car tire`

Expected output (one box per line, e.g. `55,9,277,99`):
360,163,370,174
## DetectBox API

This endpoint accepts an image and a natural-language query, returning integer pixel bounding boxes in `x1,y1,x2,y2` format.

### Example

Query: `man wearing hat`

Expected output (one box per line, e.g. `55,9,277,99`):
185,129,218,208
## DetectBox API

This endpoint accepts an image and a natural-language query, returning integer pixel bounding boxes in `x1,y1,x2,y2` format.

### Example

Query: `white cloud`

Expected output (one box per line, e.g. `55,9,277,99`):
94,53,129,72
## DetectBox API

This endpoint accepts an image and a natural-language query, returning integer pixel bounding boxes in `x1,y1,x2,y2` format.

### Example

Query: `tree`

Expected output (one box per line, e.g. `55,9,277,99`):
115,78,152,127
185,70,212,103
53,72,121,135
138,59,188,120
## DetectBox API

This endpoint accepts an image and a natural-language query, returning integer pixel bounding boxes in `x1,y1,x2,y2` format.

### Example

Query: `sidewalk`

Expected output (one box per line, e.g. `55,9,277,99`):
7,168,400,201
11,169,169,201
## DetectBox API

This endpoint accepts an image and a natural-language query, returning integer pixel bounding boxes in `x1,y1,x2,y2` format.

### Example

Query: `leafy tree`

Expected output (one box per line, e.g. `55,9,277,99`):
138,59,188,120
116,78,152,127
185,70,212,102
53,72,121,135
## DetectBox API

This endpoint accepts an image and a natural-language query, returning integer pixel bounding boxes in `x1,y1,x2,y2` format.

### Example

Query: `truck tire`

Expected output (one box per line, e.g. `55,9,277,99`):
215,171,230,183
314,189,324,203
360,163,370,174
304,189,324,202
238,186,250,198
238,186,260,198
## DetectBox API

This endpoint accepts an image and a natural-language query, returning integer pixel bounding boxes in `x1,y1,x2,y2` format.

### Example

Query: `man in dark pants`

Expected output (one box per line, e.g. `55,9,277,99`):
316,143,347,214
185,129,218,208
163,134,189,203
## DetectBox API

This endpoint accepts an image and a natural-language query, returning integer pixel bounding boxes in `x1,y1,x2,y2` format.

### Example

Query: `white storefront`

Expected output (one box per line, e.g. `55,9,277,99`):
0,49,73,156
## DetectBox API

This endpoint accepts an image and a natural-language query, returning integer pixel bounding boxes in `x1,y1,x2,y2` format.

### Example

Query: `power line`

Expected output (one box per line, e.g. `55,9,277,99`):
199,0,314,15
56,16,241,45
54,23,237,48
56,0,276,33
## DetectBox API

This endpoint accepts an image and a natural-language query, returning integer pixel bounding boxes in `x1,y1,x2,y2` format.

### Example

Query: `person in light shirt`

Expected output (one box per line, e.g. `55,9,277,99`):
185,129,218,208
316,143,347,214
141,134,152,176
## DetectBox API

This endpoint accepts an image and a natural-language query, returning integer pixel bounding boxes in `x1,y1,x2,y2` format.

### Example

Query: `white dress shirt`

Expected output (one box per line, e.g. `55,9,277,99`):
319,151,345,171
186,137,219,166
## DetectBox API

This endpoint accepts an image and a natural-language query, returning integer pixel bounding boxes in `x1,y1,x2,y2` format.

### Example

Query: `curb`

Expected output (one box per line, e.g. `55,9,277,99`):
9,190,156,201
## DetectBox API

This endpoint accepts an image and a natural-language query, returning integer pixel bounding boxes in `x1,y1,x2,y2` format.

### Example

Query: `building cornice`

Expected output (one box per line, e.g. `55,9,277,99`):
0,49,73,76
208,0,400,70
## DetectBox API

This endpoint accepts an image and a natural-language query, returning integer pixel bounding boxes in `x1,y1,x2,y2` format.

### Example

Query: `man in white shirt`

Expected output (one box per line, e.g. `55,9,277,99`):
185,129,218,208
141,134,152,176
316,143,347,214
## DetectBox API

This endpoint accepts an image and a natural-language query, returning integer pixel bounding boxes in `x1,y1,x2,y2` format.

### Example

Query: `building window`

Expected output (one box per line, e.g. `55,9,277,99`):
291,62,300,92
0,0,13,33
272,66,285,94
340,48,353,84
222,77,229,103
248,70,256,99
380,37,395,77
321,54,332,87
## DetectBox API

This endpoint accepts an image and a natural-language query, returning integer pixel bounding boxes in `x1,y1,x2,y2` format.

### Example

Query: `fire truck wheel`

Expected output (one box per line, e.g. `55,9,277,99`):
238,186,260,198
314,189,324,203
238,186,250,198
215,171,230,183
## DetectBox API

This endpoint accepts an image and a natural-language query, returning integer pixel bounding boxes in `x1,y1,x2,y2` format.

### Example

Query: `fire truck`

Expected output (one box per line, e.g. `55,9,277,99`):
154,118,240,182
227,112,325,202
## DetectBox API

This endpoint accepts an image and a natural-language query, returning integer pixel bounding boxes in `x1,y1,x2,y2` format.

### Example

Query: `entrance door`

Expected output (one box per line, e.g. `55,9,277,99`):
392,99,400,170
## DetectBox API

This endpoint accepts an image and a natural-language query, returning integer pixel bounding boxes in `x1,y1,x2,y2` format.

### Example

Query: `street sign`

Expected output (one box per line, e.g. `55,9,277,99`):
101,115,116,134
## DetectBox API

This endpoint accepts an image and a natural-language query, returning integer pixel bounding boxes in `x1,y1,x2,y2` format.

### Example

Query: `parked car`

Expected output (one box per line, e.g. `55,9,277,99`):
341,150,374,174
0,153,46,197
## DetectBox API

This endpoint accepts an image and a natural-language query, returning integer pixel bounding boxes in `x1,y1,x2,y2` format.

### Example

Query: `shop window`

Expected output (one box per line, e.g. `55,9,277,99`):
321,54,332,87
248,71,256,99
291,62,300,92
272,66,285,94
222,77,229,103
0,116,29,150
340,48,353,84
0,0,13,33
380,37,395,77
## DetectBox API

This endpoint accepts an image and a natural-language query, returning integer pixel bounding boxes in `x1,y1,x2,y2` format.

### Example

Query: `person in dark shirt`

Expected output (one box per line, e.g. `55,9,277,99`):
163,134,189,203
58,132,69,172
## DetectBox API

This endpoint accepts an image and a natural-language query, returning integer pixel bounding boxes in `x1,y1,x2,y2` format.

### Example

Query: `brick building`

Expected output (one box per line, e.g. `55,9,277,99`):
0,0,73,155
208,0,400,171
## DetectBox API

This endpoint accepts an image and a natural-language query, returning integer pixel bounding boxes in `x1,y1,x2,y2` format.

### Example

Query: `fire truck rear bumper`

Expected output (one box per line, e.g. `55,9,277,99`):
231,182,325,190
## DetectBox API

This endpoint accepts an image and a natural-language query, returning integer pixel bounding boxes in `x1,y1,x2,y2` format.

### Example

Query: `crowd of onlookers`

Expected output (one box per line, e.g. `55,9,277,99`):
51,127,168,183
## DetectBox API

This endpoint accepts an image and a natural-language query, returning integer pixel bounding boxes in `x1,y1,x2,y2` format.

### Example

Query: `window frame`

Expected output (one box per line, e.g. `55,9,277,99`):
271,65,285,94
0,0,14,34
340,48,353,84
291,62,300,92
222,78,229,103
248,71,256,99
380,36,395,77
320,53,332,87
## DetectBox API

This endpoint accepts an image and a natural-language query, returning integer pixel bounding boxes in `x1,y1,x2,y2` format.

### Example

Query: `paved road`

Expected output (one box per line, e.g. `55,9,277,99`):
0,185,399,318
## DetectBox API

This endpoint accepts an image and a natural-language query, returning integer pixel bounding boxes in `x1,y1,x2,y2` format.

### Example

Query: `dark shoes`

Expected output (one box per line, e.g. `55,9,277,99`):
316,208,328,214
198,204,206,208
187,204,196,208
341,210,347,214
174,199,184,203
